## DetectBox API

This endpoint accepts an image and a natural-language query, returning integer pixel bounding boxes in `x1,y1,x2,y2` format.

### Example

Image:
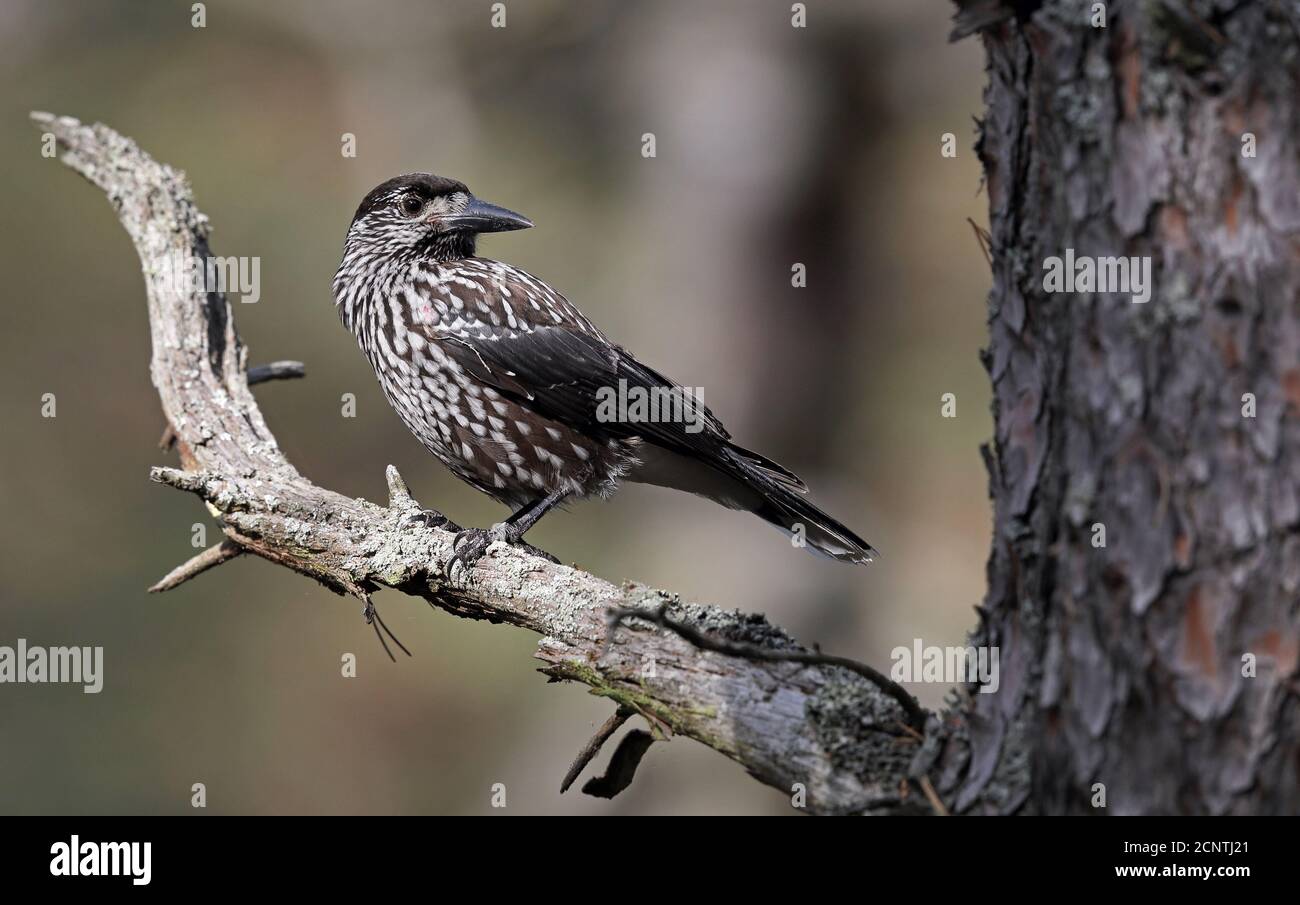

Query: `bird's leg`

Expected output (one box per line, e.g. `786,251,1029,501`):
448,489,569,574
500,487,569,538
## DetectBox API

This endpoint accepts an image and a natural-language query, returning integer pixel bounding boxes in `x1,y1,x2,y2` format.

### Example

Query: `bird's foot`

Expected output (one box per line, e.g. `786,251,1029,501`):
447,527,493,574
446,522,559,576
404,507,461,532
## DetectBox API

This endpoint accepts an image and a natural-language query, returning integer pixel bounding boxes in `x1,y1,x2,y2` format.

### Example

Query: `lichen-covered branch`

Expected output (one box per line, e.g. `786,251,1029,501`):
34,111,928,814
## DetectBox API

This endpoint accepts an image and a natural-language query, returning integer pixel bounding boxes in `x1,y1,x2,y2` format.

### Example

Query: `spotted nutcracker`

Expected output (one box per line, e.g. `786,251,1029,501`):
333,174,877,570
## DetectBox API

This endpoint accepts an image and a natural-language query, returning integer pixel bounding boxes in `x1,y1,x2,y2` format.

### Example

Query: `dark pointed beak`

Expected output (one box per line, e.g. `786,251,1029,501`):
437,196,533,233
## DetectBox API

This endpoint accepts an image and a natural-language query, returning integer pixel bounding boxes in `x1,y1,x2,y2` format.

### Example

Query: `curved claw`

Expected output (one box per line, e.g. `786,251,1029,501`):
445,524,561,577
446,527,493,577
405,508,461,532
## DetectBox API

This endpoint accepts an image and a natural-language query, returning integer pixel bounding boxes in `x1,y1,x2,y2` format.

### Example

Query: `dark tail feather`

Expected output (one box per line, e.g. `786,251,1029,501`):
626,443,877,565
722,449,878,565
752,487,879,565
725,441,808,493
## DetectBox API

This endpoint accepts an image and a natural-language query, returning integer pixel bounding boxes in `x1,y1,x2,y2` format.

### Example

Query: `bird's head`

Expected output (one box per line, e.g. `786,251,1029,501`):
343,173,532,264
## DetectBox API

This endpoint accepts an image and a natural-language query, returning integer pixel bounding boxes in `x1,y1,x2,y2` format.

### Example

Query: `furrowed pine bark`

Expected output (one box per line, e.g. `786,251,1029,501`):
33,111,928,815
937,0,1300,814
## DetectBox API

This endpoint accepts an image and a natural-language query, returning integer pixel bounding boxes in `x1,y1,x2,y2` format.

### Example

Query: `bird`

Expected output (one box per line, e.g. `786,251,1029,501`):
332,173,878,572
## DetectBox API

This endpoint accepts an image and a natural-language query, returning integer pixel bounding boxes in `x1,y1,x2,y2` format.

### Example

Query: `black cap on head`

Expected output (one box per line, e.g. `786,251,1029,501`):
352,173,469,224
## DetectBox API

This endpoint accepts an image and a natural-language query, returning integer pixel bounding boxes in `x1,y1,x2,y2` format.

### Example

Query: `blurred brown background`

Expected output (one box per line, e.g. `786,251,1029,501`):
0,0,989,815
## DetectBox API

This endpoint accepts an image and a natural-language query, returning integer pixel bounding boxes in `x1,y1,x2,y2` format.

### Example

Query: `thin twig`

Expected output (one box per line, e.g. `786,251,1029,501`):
561,706,634,793
247,360,306,384
148,539,243,593
967,217,992,268
608,603,927,731
363,594,411,662
918,775,950,816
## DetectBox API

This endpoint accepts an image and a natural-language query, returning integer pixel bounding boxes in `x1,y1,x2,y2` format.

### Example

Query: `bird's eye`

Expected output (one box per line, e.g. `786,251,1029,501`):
399,194,424,217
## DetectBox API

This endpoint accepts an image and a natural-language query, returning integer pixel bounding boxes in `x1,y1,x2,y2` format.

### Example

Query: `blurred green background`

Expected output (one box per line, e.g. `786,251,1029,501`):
0,0,989,815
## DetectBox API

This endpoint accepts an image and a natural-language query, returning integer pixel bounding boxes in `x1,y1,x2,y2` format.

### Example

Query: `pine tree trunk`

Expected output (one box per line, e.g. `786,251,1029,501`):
939,0,1300,815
